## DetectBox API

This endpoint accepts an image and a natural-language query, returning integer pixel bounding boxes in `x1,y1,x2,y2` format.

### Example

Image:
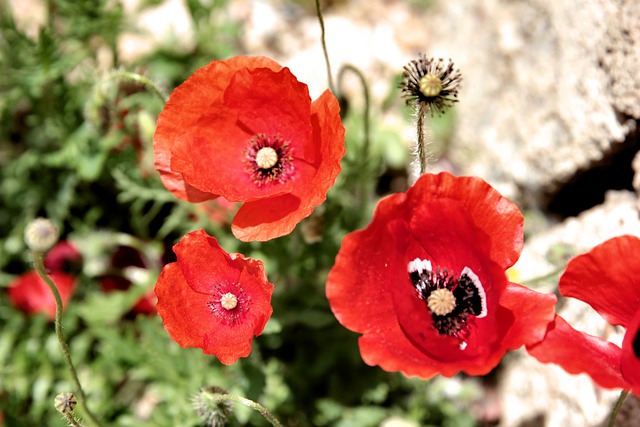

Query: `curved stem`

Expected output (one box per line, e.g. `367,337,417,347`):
108,70,167,103
314,0,335,94
213,393,284,427
337,64,372,209
32,253,103,427
607,390,629,427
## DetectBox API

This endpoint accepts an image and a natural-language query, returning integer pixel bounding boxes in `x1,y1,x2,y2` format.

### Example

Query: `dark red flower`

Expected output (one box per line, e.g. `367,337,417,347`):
155,229,274,364
326,172,556,378
527,235,640,395
153,56,346,242
100,245,157,315
44,241,82,274
8,271,76,320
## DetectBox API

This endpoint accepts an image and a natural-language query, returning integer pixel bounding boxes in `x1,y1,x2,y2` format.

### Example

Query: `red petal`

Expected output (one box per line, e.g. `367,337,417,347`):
203,261,274,365
406,172,524,269
223,67,312,149
499,282,557,348
155,262,212,349
559,235,640,327
153,56,282,202
621,308,640,392
8,271,76,320
326,192,407,333
172,230,241,294
156,230,274,365
527,315,630,390
169,109,293,202
231,90,345,241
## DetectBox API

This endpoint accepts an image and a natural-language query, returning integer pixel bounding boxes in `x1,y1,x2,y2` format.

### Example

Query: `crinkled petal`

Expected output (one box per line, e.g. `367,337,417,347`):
560,235,640,327
231,90,345,241
203,262,274,365
223,67,312,150
499,282,557,348
406,172,524,270
527,315,629,390
155,262,212,349
173,229,240,294
153,56,282,202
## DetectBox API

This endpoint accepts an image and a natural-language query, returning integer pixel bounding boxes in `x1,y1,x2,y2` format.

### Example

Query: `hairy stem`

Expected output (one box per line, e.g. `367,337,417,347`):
213,393,284,427
415,103,432,179
33,253,103,427
109,70,167,103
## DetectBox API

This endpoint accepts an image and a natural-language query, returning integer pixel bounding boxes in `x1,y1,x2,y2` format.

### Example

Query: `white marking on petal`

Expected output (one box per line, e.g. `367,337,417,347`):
461,266,487,318
459,341,468,350
408,258,433,274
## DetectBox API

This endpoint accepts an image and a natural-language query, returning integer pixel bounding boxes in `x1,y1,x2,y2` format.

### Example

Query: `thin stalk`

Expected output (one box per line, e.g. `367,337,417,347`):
337,64,371,209
607,390,629,427
314,0,335,94
109,70,167,103
32,253,103,427
213,393,284,427
62,413,82,427
415,103,432,178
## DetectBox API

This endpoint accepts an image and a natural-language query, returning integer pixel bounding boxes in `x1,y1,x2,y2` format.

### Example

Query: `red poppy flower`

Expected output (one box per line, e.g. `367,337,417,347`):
527,235,640,395
155,229,274,364
44,241,82,274
153,56,346,242
326,172,556,378
8,271,76,320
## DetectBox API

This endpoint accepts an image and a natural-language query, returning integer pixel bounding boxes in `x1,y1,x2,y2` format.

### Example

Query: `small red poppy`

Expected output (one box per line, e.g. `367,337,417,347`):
44,241,82,274
527,235,640,395
153,56,346,242
8,271,76,320
155,229,274,365
326,172,556,378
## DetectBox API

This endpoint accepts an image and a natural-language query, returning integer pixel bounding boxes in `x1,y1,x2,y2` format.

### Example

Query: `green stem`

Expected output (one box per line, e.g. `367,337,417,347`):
63,413,83,427
108,70,168,103
314,0,335,94
32,253,103,427
607,390,629,427
519,264,567,287
337,64,371,209
415,103,431,178
213,393,284,427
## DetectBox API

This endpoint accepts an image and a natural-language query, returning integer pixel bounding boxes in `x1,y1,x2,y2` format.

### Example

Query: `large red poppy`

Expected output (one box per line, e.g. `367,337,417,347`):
527,235,640,395
153,56,345,242
326,172,556,378
155,229,274,365
8,271,76,320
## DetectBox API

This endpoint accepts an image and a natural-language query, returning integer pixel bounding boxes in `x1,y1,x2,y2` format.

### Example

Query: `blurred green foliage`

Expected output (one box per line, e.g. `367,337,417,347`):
0,0,479,426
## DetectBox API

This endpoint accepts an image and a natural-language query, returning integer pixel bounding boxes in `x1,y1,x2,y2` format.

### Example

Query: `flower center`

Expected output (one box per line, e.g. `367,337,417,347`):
419,74,442,97
408,258,487,346
255,147,278,169
427,288,456,316
207,284,250,325
243,134,294,187
220,292,238,310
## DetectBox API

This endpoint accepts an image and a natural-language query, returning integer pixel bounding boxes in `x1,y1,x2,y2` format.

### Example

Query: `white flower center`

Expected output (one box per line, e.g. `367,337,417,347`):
255,147,278,169
220,292,238,310
427,288,456,316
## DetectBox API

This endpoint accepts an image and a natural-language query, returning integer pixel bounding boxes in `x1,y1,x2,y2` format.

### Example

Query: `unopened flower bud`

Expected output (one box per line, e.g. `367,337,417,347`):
54,392,77,414
24,218,59,253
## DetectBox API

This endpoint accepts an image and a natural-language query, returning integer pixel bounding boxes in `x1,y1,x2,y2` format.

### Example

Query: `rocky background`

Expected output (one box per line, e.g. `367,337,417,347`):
8,0,639,425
